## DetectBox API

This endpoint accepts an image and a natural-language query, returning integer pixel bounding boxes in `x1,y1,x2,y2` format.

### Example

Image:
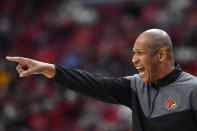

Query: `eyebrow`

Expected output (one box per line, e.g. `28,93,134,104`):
132,48,144,52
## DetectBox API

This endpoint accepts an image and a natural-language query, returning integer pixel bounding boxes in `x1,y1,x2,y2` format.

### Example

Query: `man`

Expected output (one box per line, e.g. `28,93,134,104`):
6,29,197,131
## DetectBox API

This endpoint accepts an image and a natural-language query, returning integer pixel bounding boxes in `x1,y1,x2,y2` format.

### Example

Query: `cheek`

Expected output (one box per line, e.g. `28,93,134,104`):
146,57,158,77
141,54,158,82
143,57,155,72
143,56,152,69
141,57,152,81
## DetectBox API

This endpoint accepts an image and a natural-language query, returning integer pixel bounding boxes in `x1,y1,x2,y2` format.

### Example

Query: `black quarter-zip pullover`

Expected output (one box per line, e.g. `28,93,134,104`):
51,64,197,131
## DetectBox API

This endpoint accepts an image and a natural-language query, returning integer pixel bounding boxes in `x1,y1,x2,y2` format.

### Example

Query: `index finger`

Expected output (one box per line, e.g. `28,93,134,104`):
6,56,27,64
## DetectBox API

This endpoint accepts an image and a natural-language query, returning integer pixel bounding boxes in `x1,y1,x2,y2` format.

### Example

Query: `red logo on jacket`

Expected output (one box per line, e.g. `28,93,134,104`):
166,97,176,109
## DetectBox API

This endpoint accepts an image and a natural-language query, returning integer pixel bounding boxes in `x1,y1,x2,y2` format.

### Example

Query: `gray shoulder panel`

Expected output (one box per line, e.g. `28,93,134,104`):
151,72,197,118
130,72,197,118
124,74,142,93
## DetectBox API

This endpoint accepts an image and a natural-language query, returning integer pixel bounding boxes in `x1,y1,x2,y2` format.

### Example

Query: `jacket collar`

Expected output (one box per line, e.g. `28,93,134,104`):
151,64,183,88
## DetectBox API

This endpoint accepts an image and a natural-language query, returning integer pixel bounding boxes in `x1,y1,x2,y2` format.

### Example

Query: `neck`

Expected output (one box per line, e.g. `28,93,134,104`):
154,62,175,83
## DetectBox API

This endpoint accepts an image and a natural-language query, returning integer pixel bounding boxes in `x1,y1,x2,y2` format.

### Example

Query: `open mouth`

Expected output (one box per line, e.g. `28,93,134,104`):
136,67,145,77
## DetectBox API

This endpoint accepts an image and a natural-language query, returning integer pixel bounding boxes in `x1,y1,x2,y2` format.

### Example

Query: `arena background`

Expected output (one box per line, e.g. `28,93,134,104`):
1,0,197,130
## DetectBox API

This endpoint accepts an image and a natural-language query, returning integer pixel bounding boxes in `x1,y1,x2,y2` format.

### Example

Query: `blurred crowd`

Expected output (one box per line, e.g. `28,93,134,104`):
0,0,197,130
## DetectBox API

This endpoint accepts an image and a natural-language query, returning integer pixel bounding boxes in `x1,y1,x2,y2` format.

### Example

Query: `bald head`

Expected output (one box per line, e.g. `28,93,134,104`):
140,29,173,59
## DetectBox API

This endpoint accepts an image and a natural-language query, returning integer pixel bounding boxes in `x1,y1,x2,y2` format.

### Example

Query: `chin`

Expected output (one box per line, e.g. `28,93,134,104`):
142,80,149,83
140,77,149,83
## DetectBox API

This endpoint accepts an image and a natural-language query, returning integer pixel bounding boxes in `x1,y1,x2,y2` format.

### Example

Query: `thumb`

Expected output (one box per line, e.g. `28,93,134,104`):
20,68,35,77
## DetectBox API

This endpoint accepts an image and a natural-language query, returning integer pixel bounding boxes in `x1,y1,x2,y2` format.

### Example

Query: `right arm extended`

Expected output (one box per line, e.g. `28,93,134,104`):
6,56,134,106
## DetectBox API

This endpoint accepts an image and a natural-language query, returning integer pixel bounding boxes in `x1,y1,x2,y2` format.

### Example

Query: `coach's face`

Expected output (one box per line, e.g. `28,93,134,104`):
132,33,158,83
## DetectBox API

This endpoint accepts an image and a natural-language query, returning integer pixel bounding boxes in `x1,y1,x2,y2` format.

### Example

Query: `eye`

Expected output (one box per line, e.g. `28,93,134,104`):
132,50,144,56
137,52,144,55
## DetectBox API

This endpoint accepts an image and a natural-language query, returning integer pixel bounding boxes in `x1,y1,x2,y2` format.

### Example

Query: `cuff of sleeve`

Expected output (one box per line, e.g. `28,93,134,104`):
48,64,59,81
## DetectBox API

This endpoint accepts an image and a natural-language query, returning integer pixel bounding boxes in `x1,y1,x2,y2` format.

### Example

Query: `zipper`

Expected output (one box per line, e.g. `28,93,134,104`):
148,84,160,118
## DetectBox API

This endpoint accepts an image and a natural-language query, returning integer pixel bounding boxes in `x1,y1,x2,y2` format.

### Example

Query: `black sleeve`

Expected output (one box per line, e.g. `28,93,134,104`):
51,64,134,106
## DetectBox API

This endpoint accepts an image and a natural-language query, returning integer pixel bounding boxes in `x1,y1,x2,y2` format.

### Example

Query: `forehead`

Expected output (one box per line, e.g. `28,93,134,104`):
133,34,150,51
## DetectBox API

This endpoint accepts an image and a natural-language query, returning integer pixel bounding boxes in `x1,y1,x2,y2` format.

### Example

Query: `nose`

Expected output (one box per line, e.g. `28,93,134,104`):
132,55,139,64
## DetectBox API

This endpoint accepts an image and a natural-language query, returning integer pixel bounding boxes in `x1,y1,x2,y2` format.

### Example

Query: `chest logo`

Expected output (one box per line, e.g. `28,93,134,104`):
165,97,176,109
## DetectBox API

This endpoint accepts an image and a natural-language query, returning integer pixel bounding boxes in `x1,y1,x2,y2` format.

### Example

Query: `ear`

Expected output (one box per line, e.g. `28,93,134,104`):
158,48,167,62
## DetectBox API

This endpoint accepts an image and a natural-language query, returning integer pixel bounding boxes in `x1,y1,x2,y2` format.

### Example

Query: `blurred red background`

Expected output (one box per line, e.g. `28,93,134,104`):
1,0,197,130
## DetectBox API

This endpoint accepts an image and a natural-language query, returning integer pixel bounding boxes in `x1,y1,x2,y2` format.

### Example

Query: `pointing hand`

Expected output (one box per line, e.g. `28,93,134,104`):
6,56,56,78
